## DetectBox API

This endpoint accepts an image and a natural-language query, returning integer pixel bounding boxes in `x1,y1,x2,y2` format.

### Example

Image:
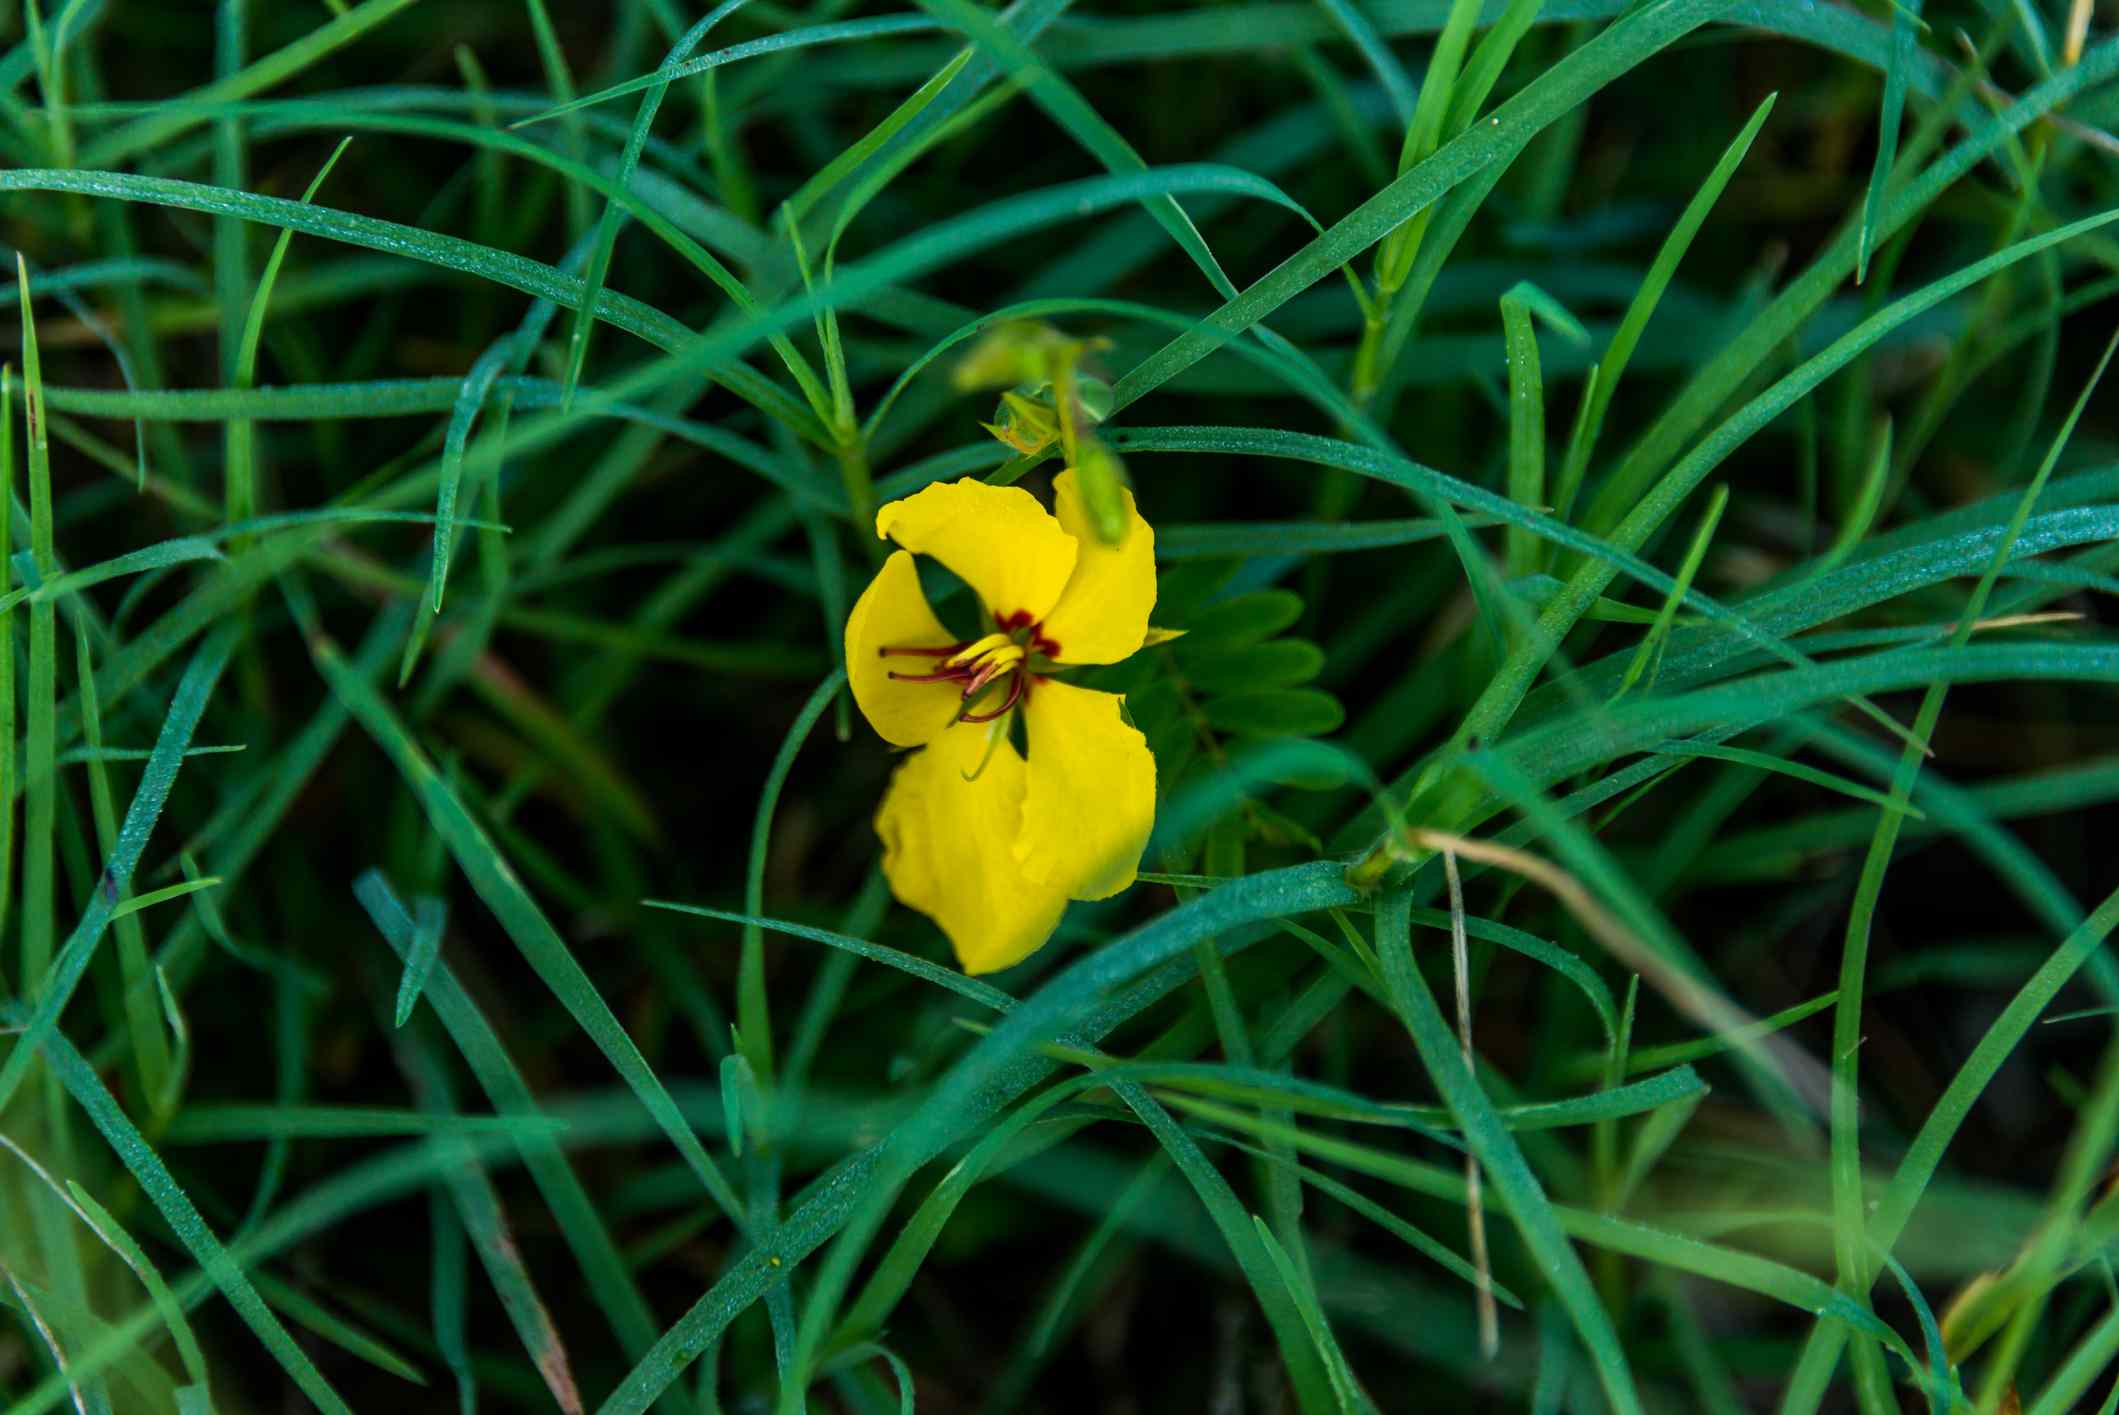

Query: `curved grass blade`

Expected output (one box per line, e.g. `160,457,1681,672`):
517,16,947,126
351,869,687,1415
0,623,237,1116
1612,481,1726,698
1857,0,1923,282
227,137,349,533
1109,0,1736,412
1648,741,1922,818
250,1273,427,1387
1312,0,1416,121
0,1134,212,1402
1373,889,1642,1414
562,0,760,411
312,629,751,1232
647,901,1010,1013
398,335,513,685
1550,92,1774,516
396,1021,583,1412
601,862,1365,1413
79,0,419,165
738,669,847,1089
6,1010,354,1412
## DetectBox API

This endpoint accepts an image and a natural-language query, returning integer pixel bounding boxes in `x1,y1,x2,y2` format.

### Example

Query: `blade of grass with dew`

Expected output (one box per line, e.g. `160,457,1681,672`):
397,337,520,685
1349,201,2119,863
394,1017,584,1413
1612,483,1726,698
16,259,55,1008
213,0,246,420
1110,0,1740,412
1794,326,2119,1415
1856,0,1923,282
1252,1214,1367,1412
0,619,236,1116
1499,280,1589,578
519,16,950,125
309,628,751,1227
249,1272,427,1387
0,366,15,948
1373,888,1642,1413
4,1006,354,1413
739,669,847,1089
601,863,1366,1413
1647,741,1923,819
79,0,422,165
352,867,692,1415
1815,415,1893,575
69,618,170,1113
392,895,447,1028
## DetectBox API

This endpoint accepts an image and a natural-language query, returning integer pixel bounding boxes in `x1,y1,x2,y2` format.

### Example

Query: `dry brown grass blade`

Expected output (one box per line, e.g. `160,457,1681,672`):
1444,847,1501,1360
1406,828,1834,1117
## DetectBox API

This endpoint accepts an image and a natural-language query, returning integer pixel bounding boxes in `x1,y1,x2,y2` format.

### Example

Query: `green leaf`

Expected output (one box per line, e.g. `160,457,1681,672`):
1203,689,1345,737
1181,640,1326,693
1174,590,1306,651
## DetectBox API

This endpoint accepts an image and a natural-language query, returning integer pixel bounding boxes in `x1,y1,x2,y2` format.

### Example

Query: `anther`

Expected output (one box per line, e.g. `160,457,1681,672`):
945,632,1014,669
961,645,1025,692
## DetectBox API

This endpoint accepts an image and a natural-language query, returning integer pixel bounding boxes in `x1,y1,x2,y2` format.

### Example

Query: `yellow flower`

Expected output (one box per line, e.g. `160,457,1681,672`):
845,473,1159,974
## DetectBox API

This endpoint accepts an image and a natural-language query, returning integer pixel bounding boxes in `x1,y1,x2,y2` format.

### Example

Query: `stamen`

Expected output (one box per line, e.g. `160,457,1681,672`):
944,631,1014,668
878,642,968,659
960,645,1025,692
959,672,1026,723
886,666,975,684
882,614,1051,736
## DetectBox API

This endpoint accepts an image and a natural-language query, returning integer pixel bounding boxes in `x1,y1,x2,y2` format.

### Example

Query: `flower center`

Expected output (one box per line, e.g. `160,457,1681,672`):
879,613,1058,724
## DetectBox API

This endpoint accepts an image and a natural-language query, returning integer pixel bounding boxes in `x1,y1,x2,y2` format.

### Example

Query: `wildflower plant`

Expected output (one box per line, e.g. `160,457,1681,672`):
848,472,1161,973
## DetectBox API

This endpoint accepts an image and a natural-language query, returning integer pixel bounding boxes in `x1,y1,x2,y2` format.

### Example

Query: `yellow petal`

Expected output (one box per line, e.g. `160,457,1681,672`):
845,550,964,748
1037,469,1156,665
876,721,1070,975
875,478,1078,624
1014,680,1156,900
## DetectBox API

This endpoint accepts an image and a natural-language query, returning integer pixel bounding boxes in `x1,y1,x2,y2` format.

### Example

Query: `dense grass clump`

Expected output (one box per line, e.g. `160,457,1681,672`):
4,0,2119,1410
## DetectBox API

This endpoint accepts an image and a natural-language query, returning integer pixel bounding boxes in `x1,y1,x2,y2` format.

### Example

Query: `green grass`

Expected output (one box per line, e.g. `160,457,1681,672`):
1,1,2118,1411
